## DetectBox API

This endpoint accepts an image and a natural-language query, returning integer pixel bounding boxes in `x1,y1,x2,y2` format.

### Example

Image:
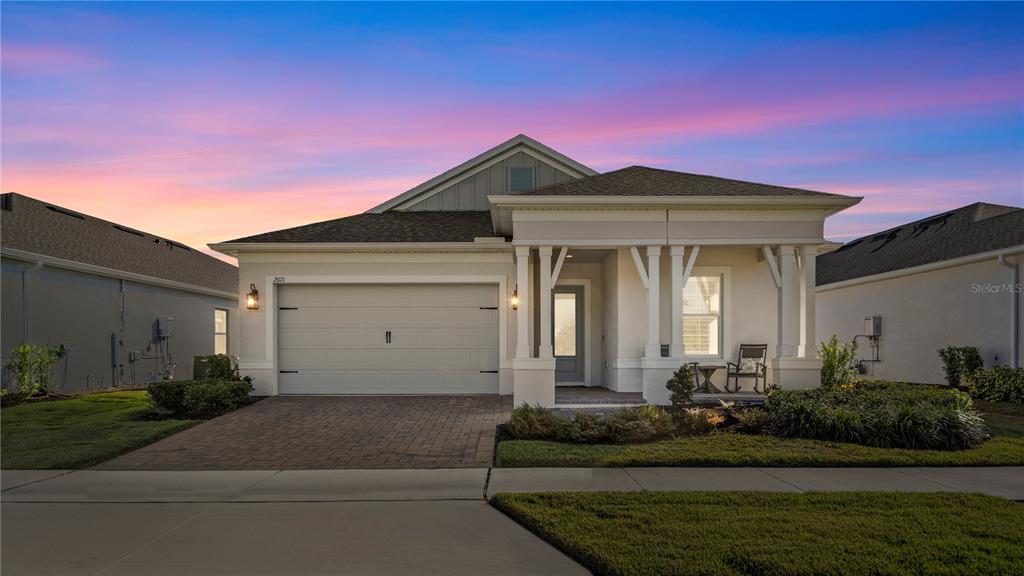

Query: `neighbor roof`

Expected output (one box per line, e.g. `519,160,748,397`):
817,202,1024,286
0,193,238,294
224,211,499,243
513,166,846,197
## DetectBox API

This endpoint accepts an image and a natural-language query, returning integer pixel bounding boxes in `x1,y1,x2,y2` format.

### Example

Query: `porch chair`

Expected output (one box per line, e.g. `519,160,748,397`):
724,344,769,394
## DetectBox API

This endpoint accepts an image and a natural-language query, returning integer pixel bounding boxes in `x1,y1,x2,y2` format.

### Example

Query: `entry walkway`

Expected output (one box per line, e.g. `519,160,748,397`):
4,466,1022,502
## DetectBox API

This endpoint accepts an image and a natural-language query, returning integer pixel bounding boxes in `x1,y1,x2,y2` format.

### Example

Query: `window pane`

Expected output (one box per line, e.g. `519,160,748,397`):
683,316,719,355
214,334,228,355
682,275,720,314
214,309,227,334
554,293,576,356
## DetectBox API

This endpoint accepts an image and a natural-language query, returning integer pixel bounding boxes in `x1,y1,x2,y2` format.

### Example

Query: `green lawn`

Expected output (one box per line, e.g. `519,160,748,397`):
492,491,1024,576
977,400,1024,437
0,391,197,469
497,433,1024,467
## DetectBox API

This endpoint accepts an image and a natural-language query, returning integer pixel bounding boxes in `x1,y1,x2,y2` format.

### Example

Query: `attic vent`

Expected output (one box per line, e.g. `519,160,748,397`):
46,205,86,220
113,224,146,238
509,166,535,192
165,240,191,251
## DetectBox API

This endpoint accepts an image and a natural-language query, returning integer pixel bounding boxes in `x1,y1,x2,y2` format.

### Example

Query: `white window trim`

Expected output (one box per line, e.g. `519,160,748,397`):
214,308,229,355
507,165,536,193
681,266,731,360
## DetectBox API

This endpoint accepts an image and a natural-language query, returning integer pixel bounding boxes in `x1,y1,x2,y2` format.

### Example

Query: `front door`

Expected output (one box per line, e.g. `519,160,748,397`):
553,286,585,384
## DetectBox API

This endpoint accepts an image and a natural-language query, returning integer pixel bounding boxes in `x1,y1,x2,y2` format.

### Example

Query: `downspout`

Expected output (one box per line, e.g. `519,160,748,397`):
998,254,1020,368
21,260,44,344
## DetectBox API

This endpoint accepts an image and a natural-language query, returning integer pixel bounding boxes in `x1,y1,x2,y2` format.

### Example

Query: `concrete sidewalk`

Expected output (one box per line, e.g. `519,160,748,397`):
3,466,1022,502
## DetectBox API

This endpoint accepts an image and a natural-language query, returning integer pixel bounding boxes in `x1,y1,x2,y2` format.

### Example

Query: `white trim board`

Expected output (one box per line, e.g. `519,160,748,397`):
1,247,237,300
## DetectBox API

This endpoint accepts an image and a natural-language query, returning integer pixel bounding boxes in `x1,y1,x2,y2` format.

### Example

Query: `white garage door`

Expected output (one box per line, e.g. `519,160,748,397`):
277,284,499,395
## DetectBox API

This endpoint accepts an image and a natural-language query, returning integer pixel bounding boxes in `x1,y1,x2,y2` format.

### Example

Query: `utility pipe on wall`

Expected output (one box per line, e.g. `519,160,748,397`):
998,254,1020,368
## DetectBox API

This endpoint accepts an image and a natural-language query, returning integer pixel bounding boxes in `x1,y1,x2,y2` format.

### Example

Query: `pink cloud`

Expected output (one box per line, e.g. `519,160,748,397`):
2,43,105,75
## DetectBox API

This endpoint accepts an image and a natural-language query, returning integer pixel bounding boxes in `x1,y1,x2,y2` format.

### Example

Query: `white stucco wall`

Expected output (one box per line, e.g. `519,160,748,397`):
817,256,1023,384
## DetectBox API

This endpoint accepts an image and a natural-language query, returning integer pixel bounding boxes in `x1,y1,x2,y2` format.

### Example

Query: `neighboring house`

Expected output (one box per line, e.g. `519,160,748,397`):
1,193,239,393
212,135,861,406
817,202,1024,384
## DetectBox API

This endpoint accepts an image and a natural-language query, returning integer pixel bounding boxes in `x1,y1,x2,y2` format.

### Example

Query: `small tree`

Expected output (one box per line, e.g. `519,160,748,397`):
938,346,984,388
204,354,240,380
4,344,61,396
666,364,696,408
819,335,857,389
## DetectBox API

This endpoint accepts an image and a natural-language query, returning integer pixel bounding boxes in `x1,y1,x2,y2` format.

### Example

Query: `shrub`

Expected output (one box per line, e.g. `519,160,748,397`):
675,408,721,435
967,366,1024,404
819,335,857,389
767,382,989,450
182,379,253,416
507,403,564,440
665,364,695,408
605,405,676,443
938,346,984,388
733,408,771,434
506,404,675,444
148,378,253,417
148,380,188,414
4,344,61,396
0,389,28,408
557,412,610,443
203,354,240,380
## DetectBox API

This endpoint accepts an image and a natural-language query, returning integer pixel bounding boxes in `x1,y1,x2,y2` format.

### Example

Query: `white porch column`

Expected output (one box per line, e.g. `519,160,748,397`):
799,245,817,358
645,246,662,358
515,246,531,359
777,245,800,358
669,246,685,357
538,246,553,359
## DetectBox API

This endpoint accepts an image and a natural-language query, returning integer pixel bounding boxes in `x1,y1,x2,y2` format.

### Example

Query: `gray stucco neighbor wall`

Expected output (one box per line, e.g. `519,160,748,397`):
1,257,238,393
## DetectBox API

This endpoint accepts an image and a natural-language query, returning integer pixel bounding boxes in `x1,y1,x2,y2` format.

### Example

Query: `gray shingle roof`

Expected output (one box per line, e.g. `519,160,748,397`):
1,193,237,293
817,202,1024,286
516,166,845,197
226,211,498,243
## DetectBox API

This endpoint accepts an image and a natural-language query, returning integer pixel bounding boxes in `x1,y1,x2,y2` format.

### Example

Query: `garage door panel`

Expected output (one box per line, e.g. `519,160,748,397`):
279,327,498,349
278,308,497,329
279,284,497,308
277,283,500,395
278,370,498,395
280,348,498,370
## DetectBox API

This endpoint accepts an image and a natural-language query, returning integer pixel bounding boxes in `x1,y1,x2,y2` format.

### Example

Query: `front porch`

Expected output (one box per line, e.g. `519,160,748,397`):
553,386,767,408
510,242,823,408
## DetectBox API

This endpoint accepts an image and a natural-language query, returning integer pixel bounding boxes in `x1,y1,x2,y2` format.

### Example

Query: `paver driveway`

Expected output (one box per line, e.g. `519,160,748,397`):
96,396,512,470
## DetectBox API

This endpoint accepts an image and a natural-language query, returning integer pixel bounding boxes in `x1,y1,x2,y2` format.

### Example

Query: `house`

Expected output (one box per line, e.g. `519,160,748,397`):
0,193,239,392
816,202,1024,384
211,135,861,406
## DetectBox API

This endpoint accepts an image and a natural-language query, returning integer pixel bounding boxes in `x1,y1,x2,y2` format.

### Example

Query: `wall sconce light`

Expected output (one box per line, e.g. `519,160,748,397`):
246,283,260,310
511,286,519,310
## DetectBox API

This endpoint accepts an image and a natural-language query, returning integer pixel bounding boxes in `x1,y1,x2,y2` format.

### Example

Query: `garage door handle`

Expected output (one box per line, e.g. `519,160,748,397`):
386,330,391,344
480,370,499,373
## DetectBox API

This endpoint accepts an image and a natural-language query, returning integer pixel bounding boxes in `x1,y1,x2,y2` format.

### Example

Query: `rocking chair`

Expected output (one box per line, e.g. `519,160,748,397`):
724,344,769,394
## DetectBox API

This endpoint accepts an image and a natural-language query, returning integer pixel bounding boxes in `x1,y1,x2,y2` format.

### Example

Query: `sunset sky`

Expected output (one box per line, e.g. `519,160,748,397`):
3,2,1022,262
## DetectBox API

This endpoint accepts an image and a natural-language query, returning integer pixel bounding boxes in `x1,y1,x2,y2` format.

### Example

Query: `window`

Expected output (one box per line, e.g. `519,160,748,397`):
554,292,577,356
214,309,228,355
508,166,535,192
682,274,722,356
